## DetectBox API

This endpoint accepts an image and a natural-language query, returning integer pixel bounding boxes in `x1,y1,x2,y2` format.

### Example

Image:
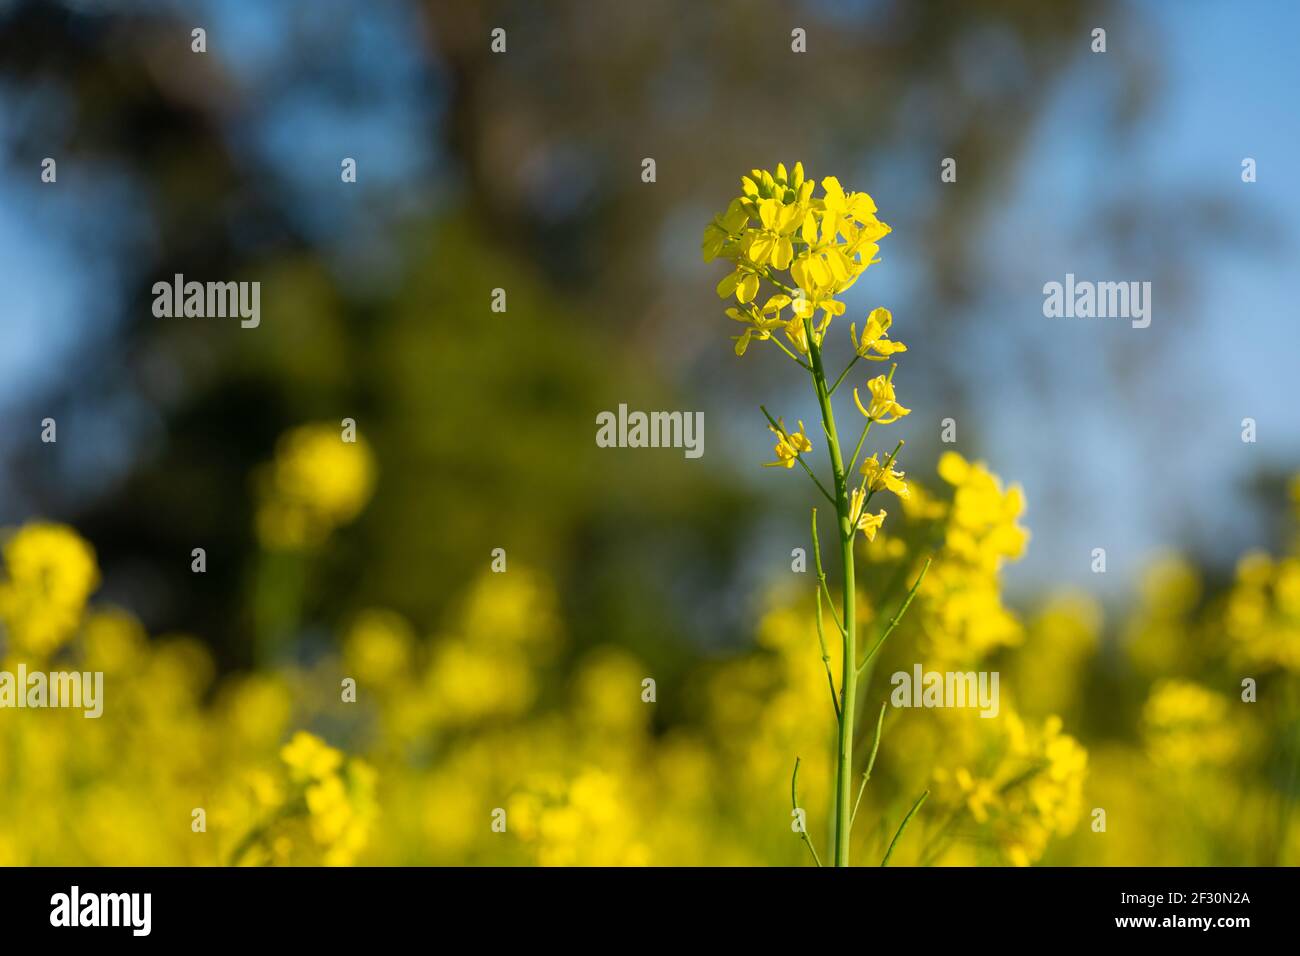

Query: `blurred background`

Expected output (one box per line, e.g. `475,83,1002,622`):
0,0,1297,866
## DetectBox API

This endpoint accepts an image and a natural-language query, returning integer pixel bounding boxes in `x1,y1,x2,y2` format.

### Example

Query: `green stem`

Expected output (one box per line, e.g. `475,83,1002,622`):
806,315,856,867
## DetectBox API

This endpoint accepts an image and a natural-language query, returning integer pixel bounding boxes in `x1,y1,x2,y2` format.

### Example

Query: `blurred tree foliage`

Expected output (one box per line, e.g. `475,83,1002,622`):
1,0,1126,674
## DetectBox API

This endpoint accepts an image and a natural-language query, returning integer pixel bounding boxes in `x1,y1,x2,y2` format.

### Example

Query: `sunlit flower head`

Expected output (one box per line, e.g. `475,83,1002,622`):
764,418,812,469
854,375,910,424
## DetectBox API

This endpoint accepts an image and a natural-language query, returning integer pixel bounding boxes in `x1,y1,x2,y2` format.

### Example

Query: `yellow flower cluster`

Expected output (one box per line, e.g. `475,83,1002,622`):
907,453,1030,664
239,731,378,867
14,462,1296,865
931,712,1087,866
705,163,892,358
255,423,376,550
763,418,812,469
508,770,650,866
1224,551,1300,670
345,568,562,734
938,452,1029,573
1141,680,1241,770
1084,477,1300,865
0,521,376,867
708,163,913,552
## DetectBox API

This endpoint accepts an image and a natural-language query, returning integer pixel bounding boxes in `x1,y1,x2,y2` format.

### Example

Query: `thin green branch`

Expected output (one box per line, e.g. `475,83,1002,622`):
880,789,930,867
846,417,874,483
814,586,841,722
828,353,861,397
857,556,931,675
851,702,887,827
760,405,836,506
811,508,846,637
790,757,823,867
769,334,812,371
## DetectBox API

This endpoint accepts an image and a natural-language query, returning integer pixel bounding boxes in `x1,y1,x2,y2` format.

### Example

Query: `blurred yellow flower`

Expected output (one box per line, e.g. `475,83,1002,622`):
1225,552,1300,671
344,609,416,687
1142,680,1240,769
938,451,1029,571
931,711,1087,866
255,423,376,550
509,769,649,866
0,522,100,656
281,731,344,784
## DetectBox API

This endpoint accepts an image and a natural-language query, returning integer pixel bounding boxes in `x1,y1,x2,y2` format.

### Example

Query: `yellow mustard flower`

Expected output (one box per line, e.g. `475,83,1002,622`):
305,760,377,866
861,452,910,499
848,488,887,541
854,374,910,424
850,307,907,359
705,164,890,361
701,197,749,262
764,419,812,469
727,297,787,356
747,196,805,270
716,266,760,305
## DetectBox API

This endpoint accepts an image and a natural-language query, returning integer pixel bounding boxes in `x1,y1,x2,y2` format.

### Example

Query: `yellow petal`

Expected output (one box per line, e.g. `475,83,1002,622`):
772,237,793,270
738,273,759,303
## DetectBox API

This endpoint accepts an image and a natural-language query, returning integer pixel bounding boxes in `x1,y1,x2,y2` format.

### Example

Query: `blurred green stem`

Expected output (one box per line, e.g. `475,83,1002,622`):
251,550,306,667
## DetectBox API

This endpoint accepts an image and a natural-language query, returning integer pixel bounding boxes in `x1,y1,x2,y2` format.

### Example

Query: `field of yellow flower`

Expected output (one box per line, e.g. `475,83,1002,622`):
3,405,1296,864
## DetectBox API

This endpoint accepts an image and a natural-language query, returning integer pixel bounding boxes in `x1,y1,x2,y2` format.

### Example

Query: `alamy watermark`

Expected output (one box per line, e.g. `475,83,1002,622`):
152,273,260,328
0,665,103,718
1043,273,1151,329
890,665,999,718
50,886,150,936
595,404,704,459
